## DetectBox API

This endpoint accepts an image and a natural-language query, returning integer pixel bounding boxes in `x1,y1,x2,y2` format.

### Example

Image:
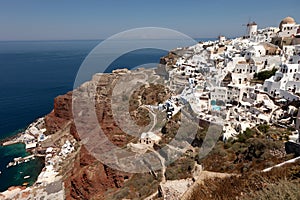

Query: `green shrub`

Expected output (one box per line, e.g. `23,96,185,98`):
254,68,277,81
258,124,270,133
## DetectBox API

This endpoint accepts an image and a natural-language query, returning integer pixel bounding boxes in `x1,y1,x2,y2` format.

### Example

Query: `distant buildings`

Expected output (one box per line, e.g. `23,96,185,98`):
247,22,258,38
163,16,300,140
272,17,300,48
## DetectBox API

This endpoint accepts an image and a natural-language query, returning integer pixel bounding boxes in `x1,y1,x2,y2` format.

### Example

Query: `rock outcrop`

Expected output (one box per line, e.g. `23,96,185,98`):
44,73,134,199
39,69,174,199
45,92,73,135
64,146,130,200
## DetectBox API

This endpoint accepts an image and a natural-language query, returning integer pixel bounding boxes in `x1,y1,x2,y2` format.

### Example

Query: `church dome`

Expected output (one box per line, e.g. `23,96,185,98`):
279,16,296,30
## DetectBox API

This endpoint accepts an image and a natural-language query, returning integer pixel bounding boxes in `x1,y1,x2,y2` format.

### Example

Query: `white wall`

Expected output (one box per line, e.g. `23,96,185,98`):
210,87,227,103
279,24,299,37
280,89,300,101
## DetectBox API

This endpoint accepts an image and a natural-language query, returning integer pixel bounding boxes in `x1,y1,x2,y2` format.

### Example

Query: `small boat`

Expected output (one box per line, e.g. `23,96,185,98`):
24,175,30,179
22,182,29,186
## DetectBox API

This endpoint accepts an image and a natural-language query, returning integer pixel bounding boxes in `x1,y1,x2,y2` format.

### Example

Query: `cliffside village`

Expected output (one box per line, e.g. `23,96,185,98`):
154,16,300,147
4,15,300,178
1,16,300,199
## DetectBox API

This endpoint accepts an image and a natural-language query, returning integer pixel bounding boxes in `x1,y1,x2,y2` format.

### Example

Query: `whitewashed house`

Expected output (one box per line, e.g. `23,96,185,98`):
278,17,299,38
140,132,161,146
245,45,266,60
264,63,300,100
210,87,227,105
231,61,258,85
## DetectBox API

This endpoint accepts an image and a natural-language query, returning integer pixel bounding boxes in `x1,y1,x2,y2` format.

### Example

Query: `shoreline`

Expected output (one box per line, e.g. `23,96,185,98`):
0,132,24,146
0,118,48,192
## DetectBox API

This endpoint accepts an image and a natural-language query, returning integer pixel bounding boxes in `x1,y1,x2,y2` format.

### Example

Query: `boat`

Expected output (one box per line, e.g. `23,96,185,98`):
24,175,30,179
22,182,29,186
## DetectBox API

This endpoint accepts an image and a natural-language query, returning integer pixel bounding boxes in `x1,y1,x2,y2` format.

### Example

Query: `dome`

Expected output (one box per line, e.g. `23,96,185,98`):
279,16,296,30
282,16,295,24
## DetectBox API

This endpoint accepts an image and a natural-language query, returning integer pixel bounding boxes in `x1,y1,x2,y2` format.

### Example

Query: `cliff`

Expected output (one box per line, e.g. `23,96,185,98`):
45,92,73,135
45,73,133,199
43,70,171,199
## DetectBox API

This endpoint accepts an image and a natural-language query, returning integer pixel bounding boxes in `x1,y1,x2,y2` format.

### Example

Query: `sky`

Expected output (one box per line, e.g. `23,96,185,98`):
0,0,299,41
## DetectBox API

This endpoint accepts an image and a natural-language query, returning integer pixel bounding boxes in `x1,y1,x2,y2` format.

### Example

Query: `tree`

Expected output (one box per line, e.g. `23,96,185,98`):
255,68,277,81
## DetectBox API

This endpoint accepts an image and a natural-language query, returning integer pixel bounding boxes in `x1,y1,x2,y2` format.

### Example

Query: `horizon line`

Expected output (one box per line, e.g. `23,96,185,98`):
0,37,236,43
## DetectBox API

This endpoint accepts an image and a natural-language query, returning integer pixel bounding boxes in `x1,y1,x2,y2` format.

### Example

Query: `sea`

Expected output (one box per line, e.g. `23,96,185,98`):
0,38,214,192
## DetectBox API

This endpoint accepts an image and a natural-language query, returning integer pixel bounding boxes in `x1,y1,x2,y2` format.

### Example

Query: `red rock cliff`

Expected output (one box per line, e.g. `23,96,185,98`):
44,73,133,199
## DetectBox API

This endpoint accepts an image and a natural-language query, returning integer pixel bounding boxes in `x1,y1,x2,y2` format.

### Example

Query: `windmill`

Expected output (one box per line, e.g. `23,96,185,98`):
242,18,257,38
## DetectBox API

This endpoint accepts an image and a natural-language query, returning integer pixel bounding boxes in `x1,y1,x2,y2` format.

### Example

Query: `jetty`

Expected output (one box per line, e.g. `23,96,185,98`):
6,155,35,168
0,132,23,146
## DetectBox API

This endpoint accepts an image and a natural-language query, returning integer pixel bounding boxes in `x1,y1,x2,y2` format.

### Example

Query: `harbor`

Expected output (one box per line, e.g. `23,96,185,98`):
6,155,35,168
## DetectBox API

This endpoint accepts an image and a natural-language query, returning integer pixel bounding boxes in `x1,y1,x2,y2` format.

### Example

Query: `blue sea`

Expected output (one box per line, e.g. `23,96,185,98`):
0,38,213,192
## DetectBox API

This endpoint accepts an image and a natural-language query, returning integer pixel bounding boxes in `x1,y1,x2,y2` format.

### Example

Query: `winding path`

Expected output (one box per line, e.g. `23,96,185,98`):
140,105,157,132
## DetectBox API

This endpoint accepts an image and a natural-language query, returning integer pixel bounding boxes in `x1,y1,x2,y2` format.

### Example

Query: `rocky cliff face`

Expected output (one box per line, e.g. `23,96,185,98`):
64,146,130,200
45,73,133,200
45,92,73,135
43,69,175,199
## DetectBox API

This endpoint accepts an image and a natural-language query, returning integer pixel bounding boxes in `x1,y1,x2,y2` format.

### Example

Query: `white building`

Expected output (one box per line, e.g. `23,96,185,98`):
247,22,258,38
263,63,300,100
284,45,296,56
140,132,161,146
227,84,241,102
231,61,257,85
245,45,266,60
218,35,226,44
210,87,227,105
278,17,299,38
251,27,280,43
288,55,300,64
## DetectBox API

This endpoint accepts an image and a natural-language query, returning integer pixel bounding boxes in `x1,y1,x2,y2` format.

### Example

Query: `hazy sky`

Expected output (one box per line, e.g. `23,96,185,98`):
0,0,299,41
